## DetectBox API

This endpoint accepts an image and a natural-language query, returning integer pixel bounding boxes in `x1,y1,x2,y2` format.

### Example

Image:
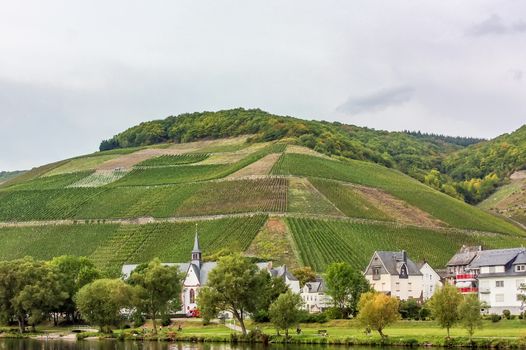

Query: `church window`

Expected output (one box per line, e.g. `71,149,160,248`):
190,289,195,304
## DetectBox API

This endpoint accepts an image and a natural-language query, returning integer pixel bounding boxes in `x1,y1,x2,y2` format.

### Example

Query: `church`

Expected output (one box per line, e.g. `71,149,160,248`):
122,231,298,314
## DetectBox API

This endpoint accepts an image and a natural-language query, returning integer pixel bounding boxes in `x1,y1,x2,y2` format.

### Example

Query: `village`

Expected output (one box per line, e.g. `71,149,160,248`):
123,233,526,318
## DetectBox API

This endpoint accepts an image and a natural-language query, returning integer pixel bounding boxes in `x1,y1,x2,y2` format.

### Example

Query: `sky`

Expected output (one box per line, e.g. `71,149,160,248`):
1,1,525,171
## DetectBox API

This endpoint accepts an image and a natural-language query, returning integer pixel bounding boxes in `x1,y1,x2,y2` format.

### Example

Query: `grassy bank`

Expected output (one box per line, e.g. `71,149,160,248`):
3,319,526,348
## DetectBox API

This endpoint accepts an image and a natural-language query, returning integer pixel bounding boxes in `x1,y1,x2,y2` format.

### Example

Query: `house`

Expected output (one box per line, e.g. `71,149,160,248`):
270,265,301,293
468,248,526,315
122,232,299,314
446,245,482,294
417,261,443,300
364,250,424,301
301,278,332,313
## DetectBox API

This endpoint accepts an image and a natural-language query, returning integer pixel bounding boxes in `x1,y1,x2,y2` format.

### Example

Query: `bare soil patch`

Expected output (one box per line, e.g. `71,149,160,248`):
511,170,526,180
245,217,299,268
352,185,444,227
227,153,282,178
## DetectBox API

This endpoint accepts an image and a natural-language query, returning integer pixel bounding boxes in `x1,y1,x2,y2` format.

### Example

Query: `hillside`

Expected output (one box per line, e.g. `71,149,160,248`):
98,108,525,205
479,171,526,228
0,170,26,184
0,135,524,275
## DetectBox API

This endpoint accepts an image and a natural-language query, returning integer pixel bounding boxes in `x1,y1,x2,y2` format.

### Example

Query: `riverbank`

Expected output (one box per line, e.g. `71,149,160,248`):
2,319,526,348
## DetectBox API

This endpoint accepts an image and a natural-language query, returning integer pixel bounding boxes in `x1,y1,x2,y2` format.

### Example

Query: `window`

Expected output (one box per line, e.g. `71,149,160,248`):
373,267,381,280
516,265,526,272
189,289,195,304
400,264,408,279
496,281,504,288
395,282,400,292
489,266,496,273
408,282,412,292
495,294,504,303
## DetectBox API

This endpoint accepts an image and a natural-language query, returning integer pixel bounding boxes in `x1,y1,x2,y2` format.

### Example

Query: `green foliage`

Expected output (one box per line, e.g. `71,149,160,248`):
428,284,463,337
112,164,227,186
136,153,209,167
324,262,370,318
75,278,136,332
286,218,525,271
48,256,101,323
0,171,26,183
269,291,304,337
399,299,422,320
287,178,341,215
0,258,68,333
127,259,183,334
291,266,317,288
357,291,400,338
197,254,268,335
458,294,483,339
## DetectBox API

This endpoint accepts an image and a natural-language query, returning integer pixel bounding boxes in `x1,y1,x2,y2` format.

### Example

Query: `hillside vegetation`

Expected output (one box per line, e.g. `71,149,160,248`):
98,108,526,204
0,135,524,274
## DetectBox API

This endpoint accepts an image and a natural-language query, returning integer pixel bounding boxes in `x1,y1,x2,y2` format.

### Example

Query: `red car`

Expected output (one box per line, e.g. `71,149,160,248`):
187,308,200,317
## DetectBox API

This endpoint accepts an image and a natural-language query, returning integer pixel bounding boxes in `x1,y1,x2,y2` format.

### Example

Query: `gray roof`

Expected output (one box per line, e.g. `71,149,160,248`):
469,248,525,268
513,251,526,265
447,246,482,267
192,231,201,253
371,251,422,276
270,265,299,281
305,277,326,293
122,263,188,279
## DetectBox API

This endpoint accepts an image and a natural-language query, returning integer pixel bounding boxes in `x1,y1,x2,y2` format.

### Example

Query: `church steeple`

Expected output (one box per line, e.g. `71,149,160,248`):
191,224,202,268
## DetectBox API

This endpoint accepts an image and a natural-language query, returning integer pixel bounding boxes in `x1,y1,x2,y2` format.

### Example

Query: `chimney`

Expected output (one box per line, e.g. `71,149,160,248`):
402,250,407,263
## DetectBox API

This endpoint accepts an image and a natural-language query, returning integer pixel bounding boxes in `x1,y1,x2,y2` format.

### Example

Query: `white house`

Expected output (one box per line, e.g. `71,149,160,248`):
418,261,443,300
364,250,424,301
301,278,332,313
468,248,526,315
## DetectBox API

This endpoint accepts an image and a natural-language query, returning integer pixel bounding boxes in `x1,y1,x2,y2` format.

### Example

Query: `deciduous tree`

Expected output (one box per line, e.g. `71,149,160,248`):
269,291,303,337
127,259,183,334
458,294,483,340
428,284,463,338
325,262,370,318
357,291,400,338
197,254,266,335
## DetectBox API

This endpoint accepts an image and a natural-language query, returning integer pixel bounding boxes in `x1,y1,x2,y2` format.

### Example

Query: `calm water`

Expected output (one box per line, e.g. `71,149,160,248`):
0,339,405,350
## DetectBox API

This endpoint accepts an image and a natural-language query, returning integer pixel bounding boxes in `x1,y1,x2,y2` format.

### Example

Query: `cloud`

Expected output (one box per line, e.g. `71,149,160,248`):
336,86,414,115
467,14,526,36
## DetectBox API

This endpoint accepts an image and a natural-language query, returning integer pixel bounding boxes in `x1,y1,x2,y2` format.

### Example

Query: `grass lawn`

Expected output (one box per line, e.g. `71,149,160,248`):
256,319,526,339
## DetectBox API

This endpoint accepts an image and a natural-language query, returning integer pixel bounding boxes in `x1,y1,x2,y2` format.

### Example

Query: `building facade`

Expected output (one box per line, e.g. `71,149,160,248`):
364,250,424,301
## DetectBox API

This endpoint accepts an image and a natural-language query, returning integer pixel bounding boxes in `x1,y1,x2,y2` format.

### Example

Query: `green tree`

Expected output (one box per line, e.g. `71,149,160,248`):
292,266,317,287
75,279,136,332
269,291,303,338
428,284,463,338
127,259,183,334
197,254,266,335
458,294,483,339
357,291,400,338
253,272,289,322
48,255,101,324
325,262,370,318
0,258,68,333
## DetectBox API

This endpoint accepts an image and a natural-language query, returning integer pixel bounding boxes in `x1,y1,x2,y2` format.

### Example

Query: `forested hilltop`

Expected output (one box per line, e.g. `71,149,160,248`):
100,108,525,204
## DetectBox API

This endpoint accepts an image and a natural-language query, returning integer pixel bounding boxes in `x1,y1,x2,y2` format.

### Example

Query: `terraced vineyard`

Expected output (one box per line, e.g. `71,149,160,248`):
286,218,526,271
273,153,525,235
136,153,209,167
1,136,524,273
90,215,267,275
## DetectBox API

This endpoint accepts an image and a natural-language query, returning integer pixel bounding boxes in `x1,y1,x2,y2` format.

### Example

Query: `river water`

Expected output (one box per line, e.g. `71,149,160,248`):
0,339,403,350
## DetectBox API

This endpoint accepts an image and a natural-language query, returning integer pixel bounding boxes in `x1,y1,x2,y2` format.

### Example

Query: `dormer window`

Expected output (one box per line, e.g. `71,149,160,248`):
399,264,408,279
516,265,526,272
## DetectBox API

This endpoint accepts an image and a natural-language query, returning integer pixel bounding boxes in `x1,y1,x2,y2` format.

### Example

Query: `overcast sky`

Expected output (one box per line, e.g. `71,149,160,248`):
1,1,525,171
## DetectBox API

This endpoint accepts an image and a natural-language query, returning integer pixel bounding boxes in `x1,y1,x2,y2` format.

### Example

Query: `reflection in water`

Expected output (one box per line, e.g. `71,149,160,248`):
0,339,418,350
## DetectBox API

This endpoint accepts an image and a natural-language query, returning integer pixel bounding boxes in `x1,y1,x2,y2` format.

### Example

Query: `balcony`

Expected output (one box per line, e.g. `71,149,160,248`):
479,288,490,294
456,273,477,281
458,287,478,294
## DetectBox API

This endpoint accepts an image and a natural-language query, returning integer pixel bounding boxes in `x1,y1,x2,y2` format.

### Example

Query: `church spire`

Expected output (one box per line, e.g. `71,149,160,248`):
191,224,202,268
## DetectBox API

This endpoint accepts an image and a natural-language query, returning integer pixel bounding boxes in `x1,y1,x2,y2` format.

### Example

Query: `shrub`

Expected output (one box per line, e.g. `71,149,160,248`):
161,313,172,327
502,309,511,320
297,310,328,323
490,314,502,322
